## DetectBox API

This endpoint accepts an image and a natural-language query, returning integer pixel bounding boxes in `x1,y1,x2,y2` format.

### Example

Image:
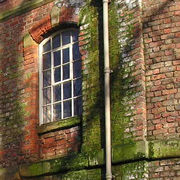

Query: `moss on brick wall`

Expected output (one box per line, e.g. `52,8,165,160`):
79,0,103,153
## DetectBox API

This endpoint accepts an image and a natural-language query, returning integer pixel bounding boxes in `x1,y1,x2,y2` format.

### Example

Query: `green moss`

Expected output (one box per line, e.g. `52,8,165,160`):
20,154,88,177
88,149,104,166
55,169,101,180
149,139,180,159
24,33,37,48
112,141,146,163
113,161,148,180
79,0,103,153
37,116,81,134
109,0,136,147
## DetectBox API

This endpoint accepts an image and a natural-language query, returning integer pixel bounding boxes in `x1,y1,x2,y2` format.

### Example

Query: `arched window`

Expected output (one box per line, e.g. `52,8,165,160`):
39,29,82,124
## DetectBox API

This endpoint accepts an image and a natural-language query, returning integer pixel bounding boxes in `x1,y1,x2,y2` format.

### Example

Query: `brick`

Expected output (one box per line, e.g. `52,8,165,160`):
151,96,166,103
151,74,166,80
162,89,177,95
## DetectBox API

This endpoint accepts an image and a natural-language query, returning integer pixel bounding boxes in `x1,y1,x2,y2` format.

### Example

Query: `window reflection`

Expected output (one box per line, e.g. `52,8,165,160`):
63,82,71,100
43,88,51,105
54,85,61,102
62,31,70,45
43,70,51,87
63,64,70,80
54,51,61,66
63,100,71,118
73,60,81,78
54,68,61,82
74,79,82,96
43,53,51,70
54,103,61,120
63,48,69,64
43,40,51,52
52,34,60,49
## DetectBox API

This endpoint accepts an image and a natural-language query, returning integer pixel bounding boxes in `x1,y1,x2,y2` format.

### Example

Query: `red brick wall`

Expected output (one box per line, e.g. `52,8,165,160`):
0,0,26,12
0,1,83,167
40,126,80,159
114,0,147,144
148,158,180,179
1,0,180,179
143,0,180,140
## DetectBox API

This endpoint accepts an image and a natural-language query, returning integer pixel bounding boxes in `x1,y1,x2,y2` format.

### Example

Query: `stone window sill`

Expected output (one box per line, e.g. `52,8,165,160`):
37,116,81,134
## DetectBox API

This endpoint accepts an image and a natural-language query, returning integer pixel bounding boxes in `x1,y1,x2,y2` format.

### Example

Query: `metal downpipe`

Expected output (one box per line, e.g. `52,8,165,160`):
103,0,112,179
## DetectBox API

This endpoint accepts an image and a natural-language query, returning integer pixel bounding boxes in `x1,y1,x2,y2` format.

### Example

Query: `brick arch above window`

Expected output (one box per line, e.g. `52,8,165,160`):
29,6,79,44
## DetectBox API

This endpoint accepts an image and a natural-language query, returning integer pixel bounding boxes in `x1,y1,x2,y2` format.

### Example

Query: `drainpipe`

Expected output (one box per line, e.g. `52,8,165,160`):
103,0,112,179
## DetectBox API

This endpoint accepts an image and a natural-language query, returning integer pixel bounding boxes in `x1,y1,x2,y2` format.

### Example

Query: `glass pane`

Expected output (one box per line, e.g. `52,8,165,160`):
54,51,61,67
62,31,70,45
43,53,51,70
43,70,51,87
73,60,81,78
54,68,61,82
43,88,51,105
43,105,51,123
54,85,61,102
52,34,60,49
74,78,82,96
72,31,78,42
63,82,71,100
43,40,51,52
54,103,61,120
74,97,82,116
63,100,71,118
63,64,70,80
73,42,81,60
63,48,69,64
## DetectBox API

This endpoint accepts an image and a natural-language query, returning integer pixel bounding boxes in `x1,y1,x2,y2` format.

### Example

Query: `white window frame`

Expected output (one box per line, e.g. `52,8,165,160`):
39,28,82,125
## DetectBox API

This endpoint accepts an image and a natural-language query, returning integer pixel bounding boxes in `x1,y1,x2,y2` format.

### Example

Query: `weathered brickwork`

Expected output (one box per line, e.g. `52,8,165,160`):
143,0,180,140
40,126,80,159
0,0,180,179
148,158,180,180
0,0,25,12
0,0,83,168
0,1,54,168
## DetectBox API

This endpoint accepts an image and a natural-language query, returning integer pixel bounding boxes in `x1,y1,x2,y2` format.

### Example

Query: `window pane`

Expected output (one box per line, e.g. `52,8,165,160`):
74,97,82,116
63,64,70,80
73,60,81,78
43,105,51,123
54,85,61,102
43,53,51,70
43,70,51,87
74,78,82,96
52,34,60,49
62,31,70,45
54,103,61,120
63,48,69,64
73,42,81,60
72,31,78,42
63,82,71,99
54,51,61,67
63,100,71,118
54,67,61,82
43,88,51,105
43,40,51,52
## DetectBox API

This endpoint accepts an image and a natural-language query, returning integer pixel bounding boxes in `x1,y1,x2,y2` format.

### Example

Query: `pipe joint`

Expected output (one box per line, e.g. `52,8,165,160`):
104,68,113,74
103,0,109,3
106,174,113,180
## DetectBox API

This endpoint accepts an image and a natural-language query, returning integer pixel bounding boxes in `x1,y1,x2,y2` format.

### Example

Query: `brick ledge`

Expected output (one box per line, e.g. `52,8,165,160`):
0,0,54,22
